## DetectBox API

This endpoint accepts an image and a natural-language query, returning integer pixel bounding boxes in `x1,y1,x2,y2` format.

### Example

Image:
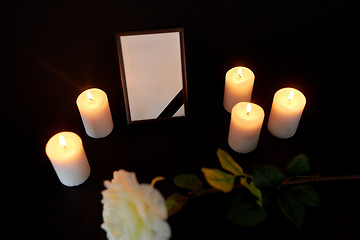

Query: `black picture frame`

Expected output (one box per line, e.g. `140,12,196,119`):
116,28,188,124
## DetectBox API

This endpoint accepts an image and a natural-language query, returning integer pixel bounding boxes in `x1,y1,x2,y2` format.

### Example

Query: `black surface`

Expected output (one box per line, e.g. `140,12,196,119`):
2,1,360,239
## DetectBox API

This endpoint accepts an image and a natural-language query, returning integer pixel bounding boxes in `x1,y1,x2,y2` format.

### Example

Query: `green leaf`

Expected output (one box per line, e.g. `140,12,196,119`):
291,184,320,206
165,199,177,212
166,193,188,216
201,168,235,193
254,165,285,189
286,154,310,177
276,191,306,228
217,148,243,175
240,177,263,207
174,174,203,192
227,191,268,227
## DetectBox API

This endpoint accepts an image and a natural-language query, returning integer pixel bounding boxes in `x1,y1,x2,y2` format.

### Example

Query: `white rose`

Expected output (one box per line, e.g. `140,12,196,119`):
101,169,171,240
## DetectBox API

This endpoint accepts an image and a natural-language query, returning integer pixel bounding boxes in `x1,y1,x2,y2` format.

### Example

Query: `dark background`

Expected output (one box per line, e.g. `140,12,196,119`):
2,0,360,239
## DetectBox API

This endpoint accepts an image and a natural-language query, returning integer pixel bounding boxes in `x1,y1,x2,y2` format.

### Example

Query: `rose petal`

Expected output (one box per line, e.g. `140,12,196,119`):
101,170,171,240
152,216,171,240
139,184,168,220
113,170,139,192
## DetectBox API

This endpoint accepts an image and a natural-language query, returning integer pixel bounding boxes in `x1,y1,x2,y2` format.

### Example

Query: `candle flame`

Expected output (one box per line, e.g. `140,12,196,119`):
237,67,242,78
86,90,94,101
288,90,294,102
59,135,67,148
246,103,251,116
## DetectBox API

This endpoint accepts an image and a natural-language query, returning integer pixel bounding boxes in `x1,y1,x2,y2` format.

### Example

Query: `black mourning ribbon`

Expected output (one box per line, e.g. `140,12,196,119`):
157,89,184,118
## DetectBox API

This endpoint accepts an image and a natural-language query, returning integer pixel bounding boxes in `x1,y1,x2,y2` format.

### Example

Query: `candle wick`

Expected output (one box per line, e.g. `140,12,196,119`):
89,98,94,102
246,112,250,116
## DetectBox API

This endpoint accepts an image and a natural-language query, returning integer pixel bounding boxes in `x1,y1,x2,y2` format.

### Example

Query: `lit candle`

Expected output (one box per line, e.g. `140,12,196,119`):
76,88,114,138
45,131,90,187
267,87,306,138
223,66,255,112
228,102,265,153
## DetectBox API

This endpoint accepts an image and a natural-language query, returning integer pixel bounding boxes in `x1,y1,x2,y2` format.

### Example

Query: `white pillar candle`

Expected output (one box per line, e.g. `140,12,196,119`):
45,131,90,187
267,87,306,139
228,102,265,153
223,66,255,112
76,88,114,138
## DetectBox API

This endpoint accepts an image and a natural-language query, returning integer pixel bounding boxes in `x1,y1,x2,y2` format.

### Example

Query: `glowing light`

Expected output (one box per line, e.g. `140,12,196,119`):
59,135,67,148
288,90,294,102
237,67,242,78
246,103,251,116
86,90,94,101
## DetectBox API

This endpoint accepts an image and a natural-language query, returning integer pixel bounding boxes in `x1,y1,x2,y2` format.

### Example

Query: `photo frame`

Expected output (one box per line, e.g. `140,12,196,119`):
116,28,188,124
